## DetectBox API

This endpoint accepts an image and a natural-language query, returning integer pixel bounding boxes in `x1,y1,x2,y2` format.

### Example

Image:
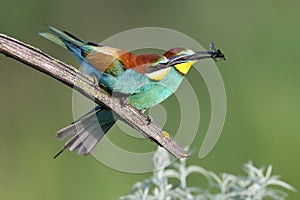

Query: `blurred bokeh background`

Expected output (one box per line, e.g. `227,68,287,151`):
1,0,300,199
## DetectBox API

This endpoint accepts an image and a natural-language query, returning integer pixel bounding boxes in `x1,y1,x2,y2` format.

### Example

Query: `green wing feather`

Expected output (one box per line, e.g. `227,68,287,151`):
39,32,66,48
39,26,86,49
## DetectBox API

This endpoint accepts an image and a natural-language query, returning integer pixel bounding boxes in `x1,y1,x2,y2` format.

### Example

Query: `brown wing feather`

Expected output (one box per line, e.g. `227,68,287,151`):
85,46,166,75
130,54,163,74
86,46,138,73
86,51,117,72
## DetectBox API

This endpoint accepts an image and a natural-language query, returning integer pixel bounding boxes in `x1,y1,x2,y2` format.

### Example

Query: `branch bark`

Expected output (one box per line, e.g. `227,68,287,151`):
0,33,189,158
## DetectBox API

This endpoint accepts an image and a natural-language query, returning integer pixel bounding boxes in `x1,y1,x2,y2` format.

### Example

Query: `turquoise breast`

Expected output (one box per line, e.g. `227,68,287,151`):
129,68,184,109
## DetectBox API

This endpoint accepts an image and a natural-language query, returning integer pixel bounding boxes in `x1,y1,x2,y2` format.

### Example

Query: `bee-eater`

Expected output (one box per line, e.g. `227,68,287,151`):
40,26,225,157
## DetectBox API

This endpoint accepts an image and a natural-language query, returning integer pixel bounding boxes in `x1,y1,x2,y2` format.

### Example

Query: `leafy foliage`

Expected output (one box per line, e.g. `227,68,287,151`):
119,147,295,200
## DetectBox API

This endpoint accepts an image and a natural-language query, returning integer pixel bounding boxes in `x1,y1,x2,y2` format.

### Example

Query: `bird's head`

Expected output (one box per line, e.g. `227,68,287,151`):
164,43,225,75
164,48,196,75
137,54,169,66
134,54,169,74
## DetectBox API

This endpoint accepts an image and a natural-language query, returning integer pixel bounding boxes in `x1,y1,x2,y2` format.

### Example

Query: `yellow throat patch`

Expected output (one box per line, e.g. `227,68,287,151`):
174,61,195,75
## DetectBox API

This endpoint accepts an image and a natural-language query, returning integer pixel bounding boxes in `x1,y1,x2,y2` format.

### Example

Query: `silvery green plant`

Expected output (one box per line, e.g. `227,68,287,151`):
119,147,295,200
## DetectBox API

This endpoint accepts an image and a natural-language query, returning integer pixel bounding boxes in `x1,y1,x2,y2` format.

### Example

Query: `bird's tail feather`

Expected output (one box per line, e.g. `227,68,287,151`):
39,25,94,63
39,32,66,49
54,106,116,158
39,25,86,48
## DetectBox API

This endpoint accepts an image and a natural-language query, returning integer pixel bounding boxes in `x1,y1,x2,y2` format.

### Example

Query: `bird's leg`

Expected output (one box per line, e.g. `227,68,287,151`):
146,115,153,125
119,96,129,108
90,73,99,88
114,93,130,108
141,109,153,125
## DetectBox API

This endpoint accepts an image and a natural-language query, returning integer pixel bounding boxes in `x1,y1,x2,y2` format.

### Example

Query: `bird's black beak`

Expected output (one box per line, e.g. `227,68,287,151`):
164,43,225,67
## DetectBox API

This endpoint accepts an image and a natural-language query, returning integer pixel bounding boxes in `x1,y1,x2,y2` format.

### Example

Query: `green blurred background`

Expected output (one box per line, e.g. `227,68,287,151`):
1,0,299,199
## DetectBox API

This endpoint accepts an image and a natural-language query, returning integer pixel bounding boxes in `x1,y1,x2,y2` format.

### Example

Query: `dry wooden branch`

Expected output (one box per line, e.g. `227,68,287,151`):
0,33,189,158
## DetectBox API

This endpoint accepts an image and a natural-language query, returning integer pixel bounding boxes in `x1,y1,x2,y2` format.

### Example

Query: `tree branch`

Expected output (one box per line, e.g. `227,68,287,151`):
0,33,189,158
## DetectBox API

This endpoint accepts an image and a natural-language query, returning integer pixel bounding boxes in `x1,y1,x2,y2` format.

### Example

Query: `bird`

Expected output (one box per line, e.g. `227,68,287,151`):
40,26,225,157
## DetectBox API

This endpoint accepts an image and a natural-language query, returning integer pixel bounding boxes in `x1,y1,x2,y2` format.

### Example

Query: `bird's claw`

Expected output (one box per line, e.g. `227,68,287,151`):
119,96,129,108
146,115,153,125
90,73,99,88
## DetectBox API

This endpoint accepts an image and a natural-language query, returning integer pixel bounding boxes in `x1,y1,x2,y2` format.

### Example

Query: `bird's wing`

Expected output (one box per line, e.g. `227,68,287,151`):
84,46,136,76
40,26,134,76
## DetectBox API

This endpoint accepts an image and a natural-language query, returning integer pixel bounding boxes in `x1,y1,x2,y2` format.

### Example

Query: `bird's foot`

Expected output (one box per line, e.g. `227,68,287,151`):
140,109,153,125
146,115,153,125
90,73,99,88
119,95,129,108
